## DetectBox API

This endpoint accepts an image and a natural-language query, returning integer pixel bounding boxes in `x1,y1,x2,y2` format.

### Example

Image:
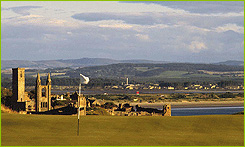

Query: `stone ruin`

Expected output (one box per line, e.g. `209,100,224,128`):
106,103,171,116
163,104,171,116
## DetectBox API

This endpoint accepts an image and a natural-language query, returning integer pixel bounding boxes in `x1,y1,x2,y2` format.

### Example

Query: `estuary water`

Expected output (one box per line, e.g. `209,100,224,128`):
171,106,244,116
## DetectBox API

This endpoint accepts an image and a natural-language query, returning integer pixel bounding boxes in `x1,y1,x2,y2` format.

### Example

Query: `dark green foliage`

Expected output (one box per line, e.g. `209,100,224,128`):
1,76,243,89
123,103,131,108
233,111,244,115
86,107,110,115
92,94,110,100
1,78,12,89
119,95,131,100
52,100,71,107
1,87,12,98
1,63,243,88
236,93,244,97
66,63,243,78
101,102,117,109
174,94,186,99
1,87,13,106
217,80,243,88
51,78,80,86
219,92,235,98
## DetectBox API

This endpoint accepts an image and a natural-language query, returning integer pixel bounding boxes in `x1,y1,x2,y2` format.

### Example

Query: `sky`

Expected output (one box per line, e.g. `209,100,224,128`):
1,1,244,63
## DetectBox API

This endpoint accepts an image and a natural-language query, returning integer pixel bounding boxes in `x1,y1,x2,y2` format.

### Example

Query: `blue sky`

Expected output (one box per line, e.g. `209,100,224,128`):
1,1,244,63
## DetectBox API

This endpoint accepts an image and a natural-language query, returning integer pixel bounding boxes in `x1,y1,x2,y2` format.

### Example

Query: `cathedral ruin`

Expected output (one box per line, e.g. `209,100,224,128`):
11,68,52,113
35,73,52,112
10,68,170,116
11,68,86,115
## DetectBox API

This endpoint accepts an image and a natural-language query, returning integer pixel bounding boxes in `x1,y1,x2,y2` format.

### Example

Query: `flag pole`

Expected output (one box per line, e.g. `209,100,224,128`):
77,73,89,136
77,106,80,136
77,82,81,136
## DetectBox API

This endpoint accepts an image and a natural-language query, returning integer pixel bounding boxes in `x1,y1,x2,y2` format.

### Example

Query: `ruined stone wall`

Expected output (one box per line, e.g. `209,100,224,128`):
163,104,171,116
35,73,52,112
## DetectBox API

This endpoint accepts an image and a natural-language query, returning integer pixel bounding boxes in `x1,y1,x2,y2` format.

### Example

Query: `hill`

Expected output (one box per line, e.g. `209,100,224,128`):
1,62,243,80
215,60,244,66
65,63,243,78
1,58,166,70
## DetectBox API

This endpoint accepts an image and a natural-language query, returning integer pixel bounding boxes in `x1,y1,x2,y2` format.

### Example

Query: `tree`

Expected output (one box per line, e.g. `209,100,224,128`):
102,102,117,109
220,92,235,98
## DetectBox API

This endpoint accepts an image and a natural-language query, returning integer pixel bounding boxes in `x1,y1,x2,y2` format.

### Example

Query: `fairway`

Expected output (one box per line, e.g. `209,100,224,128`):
1,113,244,146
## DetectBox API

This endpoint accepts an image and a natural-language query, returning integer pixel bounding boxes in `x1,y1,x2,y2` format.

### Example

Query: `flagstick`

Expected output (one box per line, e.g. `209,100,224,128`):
77,107,80,136
77,83,81,136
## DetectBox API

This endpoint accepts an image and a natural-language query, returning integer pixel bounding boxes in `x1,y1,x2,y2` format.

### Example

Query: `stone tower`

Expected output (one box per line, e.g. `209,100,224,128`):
35,73,52,112
163,104,171,116
12,68,35,112
12,68,25,102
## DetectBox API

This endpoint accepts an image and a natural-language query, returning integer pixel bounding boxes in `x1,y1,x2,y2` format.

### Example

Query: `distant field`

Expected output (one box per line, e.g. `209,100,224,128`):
1,113,243,146
157,71,188,78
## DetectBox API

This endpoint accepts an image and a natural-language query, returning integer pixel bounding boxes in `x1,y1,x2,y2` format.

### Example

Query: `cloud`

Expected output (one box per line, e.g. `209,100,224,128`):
2,14,80,28
188,41,207,53
1,1,244,62
71,10,244,30
5,6,42,16
121,1,244,14
72,12,160,25
98,24,133,29
215,23,244,34
135,34,150,41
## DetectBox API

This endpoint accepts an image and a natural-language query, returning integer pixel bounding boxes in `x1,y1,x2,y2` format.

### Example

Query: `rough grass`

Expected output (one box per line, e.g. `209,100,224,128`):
1,113,244,146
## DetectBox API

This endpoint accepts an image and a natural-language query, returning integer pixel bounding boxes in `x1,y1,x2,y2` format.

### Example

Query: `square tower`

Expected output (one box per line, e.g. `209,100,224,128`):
12,68,25,102
78,94,86,116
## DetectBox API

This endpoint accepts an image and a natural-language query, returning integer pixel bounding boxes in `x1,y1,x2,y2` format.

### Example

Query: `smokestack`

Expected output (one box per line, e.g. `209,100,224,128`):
126,78,129,85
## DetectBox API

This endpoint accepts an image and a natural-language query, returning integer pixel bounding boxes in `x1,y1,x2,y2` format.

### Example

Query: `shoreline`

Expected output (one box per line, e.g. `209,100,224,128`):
48,88,244,94
130,101,244,109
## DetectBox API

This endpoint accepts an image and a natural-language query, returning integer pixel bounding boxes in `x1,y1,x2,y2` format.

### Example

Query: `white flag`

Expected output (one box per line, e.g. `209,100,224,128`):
80,74,89,84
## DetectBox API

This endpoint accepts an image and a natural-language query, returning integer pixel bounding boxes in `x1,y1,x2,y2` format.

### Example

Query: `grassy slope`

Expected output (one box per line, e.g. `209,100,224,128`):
1,113,244,146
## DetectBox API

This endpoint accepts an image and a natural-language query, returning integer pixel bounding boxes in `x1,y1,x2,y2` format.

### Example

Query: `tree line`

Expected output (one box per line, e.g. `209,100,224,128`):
1,77,243,89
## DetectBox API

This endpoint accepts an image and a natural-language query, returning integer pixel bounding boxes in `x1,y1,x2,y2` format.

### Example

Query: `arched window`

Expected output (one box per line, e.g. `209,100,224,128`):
42,88,46,97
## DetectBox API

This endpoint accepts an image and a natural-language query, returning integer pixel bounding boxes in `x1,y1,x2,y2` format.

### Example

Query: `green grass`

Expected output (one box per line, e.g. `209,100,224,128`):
1,113,244,146
156,71,221,78
183,73,221,78
157,71,188,78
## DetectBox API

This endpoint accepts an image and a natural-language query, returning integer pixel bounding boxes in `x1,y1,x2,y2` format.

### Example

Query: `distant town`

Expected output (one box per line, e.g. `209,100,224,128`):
1,60,244,116
2,67,244,116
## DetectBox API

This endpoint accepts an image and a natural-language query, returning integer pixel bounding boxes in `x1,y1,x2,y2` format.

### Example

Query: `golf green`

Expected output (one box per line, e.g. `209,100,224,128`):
1,113,244,146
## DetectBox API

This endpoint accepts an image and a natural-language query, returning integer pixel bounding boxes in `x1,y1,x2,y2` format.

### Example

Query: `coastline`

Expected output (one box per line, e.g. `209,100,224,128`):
130,101,244,109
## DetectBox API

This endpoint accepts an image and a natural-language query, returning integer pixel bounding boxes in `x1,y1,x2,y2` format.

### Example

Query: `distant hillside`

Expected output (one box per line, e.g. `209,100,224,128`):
1,58,166,69
2,59,244,79
2,58,243,70
215,60,243,66
65,63,244,78
1,62,244,88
